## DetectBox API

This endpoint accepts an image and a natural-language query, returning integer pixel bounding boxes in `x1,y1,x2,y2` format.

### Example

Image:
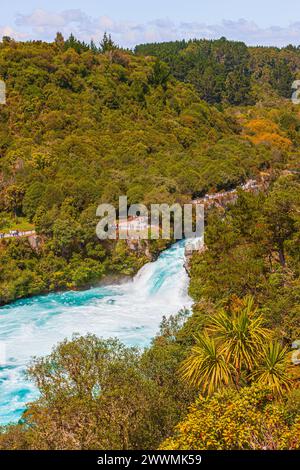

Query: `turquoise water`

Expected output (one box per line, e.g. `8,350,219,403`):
0,241,192,424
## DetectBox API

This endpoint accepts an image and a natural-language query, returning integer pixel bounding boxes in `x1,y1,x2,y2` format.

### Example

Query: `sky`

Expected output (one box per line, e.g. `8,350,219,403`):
1,0,300,47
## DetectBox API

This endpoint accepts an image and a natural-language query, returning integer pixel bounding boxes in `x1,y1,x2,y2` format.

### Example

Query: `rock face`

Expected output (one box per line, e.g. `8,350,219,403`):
184,175,271,275
126,239,153,260
28,234,40,251
184,244,207,275
122,177,270,267
192,176,268,210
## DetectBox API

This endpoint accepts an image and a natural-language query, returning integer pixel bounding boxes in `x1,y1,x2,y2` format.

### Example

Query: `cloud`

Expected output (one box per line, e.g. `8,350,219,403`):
0,25,27,41
16,9,66,29
4,9,300,47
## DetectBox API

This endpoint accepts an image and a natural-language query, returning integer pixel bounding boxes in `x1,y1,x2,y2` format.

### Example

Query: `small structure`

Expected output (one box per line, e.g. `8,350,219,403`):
0,230,36,240
118,216,149,233
116,216,157,240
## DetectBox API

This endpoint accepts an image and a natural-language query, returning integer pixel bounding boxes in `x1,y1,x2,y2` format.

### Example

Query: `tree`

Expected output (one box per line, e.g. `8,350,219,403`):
270,60,293,98
208,296,270,385
160,385,300,450
54,32,65,49
149,59,170,88
99,32,117,53
0,331,195,450
223,67,252,105
180,332,233,394
2,36,12,44
6,335,158,450
180,297,292,394
251,342,292,396
264,177,299,267
4,184,25,217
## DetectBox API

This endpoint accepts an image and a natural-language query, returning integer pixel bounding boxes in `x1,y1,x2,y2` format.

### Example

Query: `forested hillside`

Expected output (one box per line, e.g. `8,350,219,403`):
0,36,238,303
135,38,299,104
1,35,297,304
0,34,300,450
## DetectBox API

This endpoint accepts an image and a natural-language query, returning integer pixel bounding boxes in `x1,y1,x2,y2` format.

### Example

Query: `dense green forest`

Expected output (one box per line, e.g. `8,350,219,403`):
0,35,252,304
0,34,300,449
1,35,300,304
135,38,298,104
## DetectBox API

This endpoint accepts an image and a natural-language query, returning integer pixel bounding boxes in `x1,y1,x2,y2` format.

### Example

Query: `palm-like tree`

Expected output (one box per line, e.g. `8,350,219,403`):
180,296,283,394
180,332,233,395
251,342,292,396
207,296,271,385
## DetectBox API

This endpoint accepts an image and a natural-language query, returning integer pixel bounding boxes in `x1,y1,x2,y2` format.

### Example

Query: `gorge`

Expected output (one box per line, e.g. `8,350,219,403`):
0,240,192,424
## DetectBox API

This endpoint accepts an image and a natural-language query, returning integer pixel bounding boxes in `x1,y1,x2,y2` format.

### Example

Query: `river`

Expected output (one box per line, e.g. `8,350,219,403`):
0,240,192,424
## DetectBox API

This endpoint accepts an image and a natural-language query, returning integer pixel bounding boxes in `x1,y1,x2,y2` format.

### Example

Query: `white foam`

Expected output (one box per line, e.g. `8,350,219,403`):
0,241,192,423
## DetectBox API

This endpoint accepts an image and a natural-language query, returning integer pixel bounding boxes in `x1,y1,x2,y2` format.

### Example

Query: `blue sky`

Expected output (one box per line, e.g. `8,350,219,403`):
2,1,300,47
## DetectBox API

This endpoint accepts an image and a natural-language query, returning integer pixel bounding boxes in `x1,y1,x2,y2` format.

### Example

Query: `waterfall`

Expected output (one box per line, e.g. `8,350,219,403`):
0,240,192,424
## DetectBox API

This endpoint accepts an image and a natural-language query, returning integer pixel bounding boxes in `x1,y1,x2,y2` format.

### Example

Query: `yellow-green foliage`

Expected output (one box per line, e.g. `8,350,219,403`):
161,385,300,450
0,36,299,304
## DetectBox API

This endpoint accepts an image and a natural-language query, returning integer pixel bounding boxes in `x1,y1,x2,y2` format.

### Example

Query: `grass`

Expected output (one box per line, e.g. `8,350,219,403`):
0,216,35,234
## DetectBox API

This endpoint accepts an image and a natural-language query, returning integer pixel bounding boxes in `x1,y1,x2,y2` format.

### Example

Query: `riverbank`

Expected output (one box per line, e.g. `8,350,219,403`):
0,238,169,307
0,173,273,308
0,240,192,424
